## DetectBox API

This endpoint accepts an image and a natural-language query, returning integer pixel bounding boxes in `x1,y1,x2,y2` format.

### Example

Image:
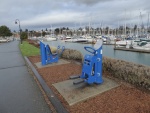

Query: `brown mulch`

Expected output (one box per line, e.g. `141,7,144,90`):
26,39,40,48
28,56,150,113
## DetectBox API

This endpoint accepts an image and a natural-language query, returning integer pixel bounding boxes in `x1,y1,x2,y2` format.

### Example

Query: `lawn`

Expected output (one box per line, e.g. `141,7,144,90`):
19,41,40,56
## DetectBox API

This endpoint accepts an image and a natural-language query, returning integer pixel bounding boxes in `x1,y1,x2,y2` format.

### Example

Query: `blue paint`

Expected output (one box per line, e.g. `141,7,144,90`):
80,40,103,84
40,41,65,66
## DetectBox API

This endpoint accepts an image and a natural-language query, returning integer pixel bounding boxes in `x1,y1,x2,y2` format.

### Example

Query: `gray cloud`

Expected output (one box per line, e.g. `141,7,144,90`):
0,0,150,31
71,0,114,5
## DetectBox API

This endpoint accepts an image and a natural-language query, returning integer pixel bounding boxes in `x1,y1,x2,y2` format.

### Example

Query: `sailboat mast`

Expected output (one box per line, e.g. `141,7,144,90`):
147,13,149,38
124,10,127,38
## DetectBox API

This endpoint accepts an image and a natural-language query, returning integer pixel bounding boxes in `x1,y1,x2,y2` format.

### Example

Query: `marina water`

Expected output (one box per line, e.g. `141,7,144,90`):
44,40,150,66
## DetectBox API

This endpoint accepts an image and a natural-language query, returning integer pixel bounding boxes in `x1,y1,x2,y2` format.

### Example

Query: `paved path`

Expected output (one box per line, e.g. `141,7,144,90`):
0,41,51,113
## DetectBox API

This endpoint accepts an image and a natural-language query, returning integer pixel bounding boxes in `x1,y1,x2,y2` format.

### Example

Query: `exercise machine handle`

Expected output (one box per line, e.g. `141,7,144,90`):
84,46,96,54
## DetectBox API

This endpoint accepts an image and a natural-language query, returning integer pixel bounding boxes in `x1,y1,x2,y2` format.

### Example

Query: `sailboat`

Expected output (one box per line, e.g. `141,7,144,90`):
132,38,150,50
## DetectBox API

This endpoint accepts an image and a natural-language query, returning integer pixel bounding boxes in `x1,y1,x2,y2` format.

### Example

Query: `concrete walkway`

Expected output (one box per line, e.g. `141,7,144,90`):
0,41,51,113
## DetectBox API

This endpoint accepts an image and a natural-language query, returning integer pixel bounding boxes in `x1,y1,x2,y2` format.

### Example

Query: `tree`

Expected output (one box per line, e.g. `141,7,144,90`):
55,28,60,35
148,27,150,33
66,27,69,30
105,26,109,35
126,26,130,35
21,32,28,40
134,25,137,35
134,25,137,31
0,25,12,37
25,29,28,32
119,26,124,35
42,31,46,37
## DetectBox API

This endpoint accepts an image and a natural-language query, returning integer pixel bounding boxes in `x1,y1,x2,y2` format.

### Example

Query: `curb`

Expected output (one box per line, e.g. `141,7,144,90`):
24,56,68,113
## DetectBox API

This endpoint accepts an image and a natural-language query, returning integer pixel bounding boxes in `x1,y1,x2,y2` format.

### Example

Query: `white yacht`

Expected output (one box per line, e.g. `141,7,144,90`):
44,35,57,41
64,36,88,43
132,40,150,50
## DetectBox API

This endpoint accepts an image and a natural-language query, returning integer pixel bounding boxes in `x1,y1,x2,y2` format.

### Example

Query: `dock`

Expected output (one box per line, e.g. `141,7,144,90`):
103,43,114,45
114,47,150,53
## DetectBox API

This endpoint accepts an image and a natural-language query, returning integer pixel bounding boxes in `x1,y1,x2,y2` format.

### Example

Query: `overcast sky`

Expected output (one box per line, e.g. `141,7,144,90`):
0,0,150,31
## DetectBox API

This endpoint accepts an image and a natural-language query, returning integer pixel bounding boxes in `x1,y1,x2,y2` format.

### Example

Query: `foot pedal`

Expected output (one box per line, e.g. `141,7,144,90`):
70,75,80,79
73,78,84,85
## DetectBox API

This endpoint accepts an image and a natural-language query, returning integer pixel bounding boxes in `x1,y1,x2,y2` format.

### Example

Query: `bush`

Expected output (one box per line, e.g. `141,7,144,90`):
21,32,28,40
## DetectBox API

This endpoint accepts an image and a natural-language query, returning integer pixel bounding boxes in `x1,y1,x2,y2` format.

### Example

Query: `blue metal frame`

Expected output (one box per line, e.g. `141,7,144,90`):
80,40,103,84
40,41,65,66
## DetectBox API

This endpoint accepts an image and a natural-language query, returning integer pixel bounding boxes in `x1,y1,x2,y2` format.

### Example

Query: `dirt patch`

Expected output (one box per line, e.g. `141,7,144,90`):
28,56,150,113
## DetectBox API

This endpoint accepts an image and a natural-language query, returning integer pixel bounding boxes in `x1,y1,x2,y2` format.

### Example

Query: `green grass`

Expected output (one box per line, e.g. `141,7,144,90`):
19,41,40,56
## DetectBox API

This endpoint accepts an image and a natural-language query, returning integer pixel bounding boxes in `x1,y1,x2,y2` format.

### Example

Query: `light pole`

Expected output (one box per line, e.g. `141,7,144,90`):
15,19,22,44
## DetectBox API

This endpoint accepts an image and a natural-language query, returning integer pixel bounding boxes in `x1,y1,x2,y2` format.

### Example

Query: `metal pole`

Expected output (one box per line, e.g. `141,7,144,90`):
40,41,46,65
15,19,22,44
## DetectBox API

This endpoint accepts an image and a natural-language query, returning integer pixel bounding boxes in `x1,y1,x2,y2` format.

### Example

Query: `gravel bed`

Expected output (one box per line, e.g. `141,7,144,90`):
28,56,150,113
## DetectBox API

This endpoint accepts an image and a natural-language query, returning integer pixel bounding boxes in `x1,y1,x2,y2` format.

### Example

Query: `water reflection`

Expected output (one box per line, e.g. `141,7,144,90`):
44,40,150,66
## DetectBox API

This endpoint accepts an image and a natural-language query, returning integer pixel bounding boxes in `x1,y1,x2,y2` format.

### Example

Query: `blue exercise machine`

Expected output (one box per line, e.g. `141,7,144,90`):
40,41,65,66
70,39,103,84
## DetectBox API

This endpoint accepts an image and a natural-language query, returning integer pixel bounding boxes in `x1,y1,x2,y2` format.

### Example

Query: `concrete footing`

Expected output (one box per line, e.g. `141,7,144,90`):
53,77,119,106
35,59,70,68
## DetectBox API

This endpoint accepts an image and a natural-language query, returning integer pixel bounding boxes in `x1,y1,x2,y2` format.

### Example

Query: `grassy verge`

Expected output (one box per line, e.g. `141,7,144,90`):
19,41,40,56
